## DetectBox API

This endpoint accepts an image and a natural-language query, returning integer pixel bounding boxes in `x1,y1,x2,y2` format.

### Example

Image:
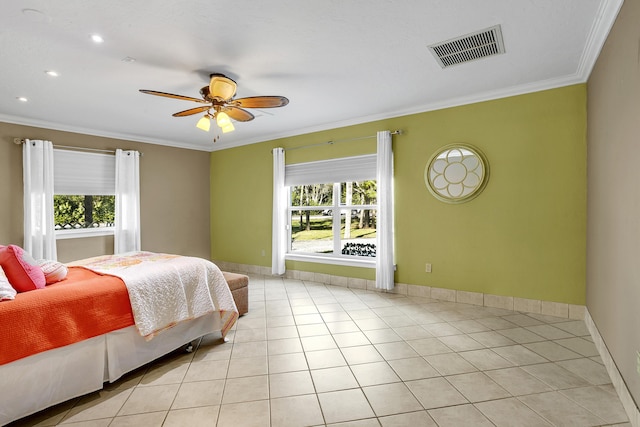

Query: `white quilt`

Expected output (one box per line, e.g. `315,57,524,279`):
69,252,238,339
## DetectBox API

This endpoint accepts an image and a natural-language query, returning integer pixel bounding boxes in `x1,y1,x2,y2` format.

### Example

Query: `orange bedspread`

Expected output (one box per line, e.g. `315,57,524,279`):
0,267,134,365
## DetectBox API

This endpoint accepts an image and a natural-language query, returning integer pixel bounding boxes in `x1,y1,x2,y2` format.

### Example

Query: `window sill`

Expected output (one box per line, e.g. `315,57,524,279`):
56,228,115,240
285,253,376,269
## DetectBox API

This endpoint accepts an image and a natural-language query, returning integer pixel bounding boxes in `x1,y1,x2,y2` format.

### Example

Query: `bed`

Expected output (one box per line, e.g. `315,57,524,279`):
0,251,238,426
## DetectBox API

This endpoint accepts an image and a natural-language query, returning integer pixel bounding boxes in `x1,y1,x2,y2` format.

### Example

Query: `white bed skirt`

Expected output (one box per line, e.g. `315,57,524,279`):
105,313,220,382
0,313,220,426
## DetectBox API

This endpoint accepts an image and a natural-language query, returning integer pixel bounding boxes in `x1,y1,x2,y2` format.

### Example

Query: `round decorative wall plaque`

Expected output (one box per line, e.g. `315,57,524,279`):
424,144,489,203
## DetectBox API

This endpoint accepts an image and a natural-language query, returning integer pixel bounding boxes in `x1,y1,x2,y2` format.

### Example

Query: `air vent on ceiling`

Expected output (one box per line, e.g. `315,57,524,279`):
428,25,505,68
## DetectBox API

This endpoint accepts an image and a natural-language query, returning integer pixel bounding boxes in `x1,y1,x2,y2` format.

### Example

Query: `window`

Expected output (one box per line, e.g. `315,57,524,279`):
289,181,377,257
272,131,393,286
285,154,377,267
54,195,115,230
53,149,116,239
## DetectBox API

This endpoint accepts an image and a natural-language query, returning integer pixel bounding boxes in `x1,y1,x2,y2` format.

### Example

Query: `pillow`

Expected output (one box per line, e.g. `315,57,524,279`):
0,267,17,301
0,245,46,292
38,259,68,285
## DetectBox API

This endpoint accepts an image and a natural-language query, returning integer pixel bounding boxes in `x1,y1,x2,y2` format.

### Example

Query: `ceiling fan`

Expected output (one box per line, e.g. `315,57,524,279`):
139,73,289,135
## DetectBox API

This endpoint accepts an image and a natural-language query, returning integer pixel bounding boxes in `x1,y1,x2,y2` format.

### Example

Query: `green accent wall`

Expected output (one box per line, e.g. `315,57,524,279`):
211,84,587,304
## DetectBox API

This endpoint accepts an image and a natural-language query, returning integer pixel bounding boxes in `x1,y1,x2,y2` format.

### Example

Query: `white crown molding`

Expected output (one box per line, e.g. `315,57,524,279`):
576,0,624,79
0,113,209,152
209,73,586,152
0,70,592,154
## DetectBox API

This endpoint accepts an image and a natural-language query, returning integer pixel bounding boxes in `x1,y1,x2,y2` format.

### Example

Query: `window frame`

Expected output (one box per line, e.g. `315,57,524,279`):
55,227,115,240
286,182,377,269
52,149,116,240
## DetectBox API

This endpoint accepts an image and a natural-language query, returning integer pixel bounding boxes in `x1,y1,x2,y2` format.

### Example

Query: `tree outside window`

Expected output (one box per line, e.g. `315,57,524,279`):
289,180,377,258
54,195,115,230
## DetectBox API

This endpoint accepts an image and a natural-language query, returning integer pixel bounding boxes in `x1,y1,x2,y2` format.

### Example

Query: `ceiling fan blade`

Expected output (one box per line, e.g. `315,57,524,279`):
209,75,237,101
224,106,255,122
231,96,290,108
139,89,208,104
172,106,211,117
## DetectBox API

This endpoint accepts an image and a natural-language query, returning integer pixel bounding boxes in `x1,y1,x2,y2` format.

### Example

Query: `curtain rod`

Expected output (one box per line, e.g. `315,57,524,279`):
284,129,403,152
13,138,142,156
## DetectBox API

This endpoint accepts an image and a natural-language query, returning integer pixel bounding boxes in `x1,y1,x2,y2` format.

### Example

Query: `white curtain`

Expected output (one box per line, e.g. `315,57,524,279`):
272,147,287,275
114,149,140,254
376,131,395,290
23,140,57,260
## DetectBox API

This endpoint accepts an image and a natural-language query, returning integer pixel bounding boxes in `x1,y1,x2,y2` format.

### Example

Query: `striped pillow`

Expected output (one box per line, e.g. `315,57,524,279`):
38,260,69,285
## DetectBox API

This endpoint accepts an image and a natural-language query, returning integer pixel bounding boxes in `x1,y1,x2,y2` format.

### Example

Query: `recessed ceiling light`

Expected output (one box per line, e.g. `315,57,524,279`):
17,97,28,102
45,70,59,77
91,34,104,43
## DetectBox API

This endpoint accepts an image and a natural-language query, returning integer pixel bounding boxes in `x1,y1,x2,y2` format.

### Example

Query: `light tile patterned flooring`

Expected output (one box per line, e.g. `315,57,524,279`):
12,275,631,427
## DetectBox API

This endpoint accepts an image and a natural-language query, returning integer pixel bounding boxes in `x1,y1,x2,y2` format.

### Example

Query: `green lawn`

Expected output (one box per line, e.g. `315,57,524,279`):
291,217,376,241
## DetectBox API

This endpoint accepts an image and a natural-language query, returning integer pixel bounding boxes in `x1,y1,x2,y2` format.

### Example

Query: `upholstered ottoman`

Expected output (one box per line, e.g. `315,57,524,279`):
222,272,249,316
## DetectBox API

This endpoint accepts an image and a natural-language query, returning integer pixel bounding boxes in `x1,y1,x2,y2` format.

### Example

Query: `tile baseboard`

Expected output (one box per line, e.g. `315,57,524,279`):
214,261,584,321
584,309,640,427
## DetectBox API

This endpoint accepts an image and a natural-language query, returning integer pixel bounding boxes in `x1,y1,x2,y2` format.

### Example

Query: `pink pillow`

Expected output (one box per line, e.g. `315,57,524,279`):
38,259,68,285
0,245,46,292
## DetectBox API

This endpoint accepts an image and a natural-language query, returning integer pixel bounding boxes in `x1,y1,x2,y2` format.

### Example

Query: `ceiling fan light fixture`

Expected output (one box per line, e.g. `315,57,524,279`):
209,75,237,101
196,115,211,131
216,111,231,127
140,73,287,136
216,111,235,133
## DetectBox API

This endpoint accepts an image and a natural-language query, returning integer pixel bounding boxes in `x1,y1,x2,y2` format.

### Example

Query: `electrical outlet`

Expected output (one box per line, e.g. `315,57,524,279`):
425,263,432,273
636,351,640,376
261,249,266,257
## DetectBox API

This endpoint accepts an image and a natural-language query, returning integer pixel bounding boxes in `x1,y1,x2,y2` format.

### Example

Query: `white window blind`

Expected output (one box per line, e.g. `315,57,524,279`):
53,149,115,195
285,154,376,186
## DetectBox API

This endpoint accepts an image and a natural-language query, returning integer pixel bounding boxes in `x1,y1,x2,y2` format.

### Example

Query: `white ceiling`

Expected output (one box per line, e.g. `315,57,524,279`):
0,0,622,152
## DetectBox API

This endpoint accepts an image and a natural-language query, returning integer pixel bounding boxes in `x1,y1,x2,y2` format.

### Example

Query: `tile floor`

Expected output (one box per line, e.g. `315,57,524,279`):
11,275,632,427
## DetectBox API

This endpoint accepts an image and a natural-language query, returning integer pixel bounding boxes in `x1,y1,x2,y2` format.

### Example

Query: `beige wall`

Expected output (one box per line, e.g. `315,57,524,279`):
587,0,640,406
0,122,211,262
